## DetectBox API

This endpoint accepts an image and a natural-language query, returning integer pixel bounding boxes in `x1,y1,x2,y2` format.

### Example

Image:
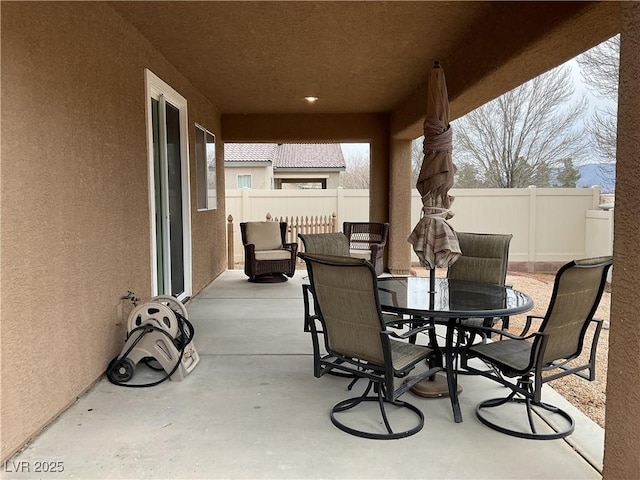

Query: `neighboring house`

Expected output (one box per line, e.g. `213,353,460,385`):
224,143,346,189
224,143,277,189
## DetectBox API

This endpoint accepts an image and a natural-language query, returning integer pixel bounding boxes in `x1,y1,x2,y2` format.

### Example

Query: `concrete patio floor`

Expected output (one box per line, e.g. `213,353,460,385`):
3,270,605,479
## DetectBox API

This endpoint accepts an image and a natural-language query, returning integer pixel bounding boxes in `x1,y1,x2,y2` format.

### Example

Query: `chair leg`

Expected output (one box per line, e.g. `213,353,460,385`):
475,376,575,440
329,380,425,440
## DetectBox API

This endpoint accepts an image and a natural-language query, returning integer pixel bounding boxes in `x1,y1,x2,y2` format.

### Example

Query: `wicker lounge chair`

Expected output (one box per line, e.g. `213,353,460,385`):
240,221,297,282
343,222,389,275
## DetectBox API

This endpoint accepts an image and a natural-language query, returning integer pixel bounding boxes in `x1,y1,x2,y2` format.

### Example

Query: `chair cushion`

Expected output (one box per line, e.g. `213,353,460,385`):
349,249,371,260
254,249,292,261
245,222,283,251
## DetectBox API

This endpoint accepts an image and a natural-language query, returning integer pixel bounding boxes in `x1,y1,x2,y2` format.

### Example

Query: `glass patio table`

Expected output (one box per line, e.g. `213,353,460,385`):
377,276,534,423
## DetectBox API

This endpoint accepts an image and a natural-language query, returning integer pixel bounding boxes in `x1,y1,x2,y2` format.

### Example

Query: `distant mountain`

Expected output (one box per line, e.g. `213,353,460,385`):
576,163,616,192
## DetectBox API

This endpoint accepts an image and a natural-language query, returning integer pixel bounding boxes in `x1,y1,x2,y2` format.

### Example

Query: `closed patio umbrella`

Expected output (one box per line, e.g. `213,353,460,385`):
406,62,461,399
408,61,460,275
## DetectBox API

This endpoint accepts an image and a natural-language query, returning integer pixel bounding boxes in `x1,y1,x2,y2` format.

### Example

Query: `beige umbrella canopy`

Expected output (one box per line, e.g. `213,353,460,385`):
408,61,461,270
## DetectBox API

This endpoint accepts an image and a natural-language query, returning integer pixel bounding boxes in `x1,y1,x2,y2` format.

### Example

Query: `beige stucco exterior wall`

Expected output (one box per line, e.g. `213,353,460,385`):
603,3,640,479
1,2,226,460
388,139,413,274
224,166,273,189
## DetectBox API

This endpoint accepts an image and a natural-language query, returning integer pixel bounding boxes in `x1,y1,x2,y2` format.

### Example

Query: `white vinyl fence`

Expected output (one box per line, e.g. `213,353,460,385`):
225,187,613,268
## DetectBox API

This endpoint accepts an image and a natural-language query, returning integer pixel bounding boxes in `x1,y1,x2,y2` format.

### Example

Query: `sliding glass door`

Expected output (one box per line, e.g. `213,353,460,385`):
146,70,191,299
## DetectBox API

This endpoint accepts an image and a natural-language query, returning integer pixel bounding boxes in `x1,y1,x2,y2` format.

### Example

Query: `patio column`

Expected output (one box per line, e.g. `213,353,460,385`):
603,4,640,479
369,137,390,225
388,138,412,274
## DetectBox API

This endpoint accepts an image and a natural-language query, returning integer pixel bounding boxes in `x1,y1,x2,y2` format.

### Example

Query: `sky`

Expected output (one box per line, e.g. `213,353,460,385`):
340,143,369,161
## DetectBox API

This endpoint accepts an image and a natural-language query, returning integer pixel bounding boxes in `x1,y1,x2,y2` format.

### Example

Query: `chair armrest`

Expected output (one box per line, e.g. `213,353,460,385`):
460,323,541,342
382,323,434,340
586,318,605,380
244,243,256,255
519,315,544,336
283,242,298,254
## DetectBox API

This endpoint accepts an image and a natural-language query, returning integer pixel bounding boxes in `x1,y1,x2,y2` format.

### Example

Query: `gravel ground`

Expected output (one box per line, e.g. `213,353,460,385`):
412,267,610,428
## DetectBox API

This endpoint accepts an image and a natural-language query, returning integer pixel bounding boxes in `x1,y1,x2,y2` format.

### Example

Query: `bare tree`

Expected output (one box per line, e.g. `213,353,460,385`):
340,151,370,189
410,137,423,187
452,66,587,188
578,35,619,98
576,35,619,186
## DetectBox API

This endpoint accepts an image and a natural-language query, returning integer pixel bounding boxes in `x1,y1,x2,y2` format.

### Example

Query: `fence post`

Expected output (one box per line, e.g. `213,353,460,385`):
227,215,234,270
331,212,337,232
336,187,344,231
527,186,537,271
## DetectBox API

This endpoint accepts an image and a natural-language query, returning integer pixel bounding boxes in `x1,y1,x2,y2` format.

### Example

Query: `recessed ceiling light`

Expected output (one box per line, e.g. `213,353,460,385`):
304,96,319,103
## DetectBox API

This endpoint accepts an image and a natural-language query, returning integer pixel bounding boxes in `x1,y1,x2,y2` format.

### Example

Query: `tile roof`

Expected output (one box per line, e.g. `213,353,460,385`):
273,143,345,169
224,143,277,163
224,143,346,170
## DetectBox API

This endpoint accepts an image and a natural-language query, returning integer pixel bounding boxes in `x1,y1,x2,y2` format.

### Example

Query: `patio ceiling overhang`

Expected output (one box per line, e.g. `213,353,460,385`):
112,1,620,138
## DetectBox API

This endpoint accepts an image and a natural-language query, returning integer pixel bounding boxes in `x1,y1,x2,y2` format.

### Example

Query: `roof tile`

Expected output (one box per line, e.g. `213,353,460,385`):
224,143,277,163
274,143,345,169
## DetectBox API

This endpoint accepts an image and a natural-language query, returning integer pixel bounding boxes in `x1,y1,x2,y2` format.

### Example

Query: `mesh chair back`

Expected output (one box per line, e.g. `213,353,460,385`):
538,256,612,365
298,233,350,256
343,222,389,251
301,254,386,366
447,232,512,286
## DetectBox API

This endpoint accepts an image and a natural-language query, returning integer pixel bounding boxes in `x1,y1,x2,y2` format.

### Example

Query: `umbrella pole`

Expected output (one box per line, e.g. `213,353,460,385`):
429,267,436,295
408,264,456,398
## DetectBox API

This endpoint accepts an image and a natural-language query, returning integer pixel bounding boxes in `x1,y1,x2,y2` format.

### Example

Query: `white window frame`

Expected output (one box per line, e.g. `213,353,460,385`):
195,123,217,211
237,174,253,189
144,69,193,299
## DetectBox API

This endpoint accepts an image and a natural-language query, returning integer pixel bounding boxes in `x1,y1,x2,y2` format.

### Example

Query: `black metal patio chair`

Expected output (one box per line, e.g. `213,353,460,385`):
461,256,612,440
299,252,442,439
449,232,513,333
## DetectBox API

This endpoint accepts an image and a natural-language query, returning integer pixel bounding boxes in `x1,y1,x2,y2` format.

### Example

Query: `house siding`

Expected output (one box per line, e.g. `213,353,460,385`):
224,165,273,189
1,2,226,459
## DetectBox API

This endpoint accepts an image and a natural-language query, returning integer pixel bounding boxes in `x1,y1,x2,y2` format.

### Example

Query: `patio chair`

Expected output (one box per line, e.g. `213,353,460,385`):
298,232,402,331
448,232,513,332
299,252,442,439
240,221,297,282
461,256,612,440
299,232,351,333
343,222,389,275
298,232,350,257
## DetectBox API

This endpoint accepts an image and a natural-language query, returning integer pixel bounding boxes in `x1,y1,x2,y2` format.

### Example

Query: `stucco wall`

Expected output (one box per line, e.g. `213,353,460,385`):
224,166,272,189
1,2,226,459
603,3,640,478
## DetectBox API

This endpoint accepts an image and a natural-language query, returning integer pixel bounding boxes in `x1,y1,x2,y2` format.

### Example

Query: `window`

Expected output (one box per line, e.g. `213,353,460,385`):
237,174,252,189
195,124,217,210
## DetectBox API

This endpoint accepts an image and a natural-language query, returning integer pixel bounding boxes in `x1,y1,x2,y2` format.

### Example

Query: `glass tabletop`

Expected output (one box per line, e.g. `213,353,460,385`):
377,276,533,318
